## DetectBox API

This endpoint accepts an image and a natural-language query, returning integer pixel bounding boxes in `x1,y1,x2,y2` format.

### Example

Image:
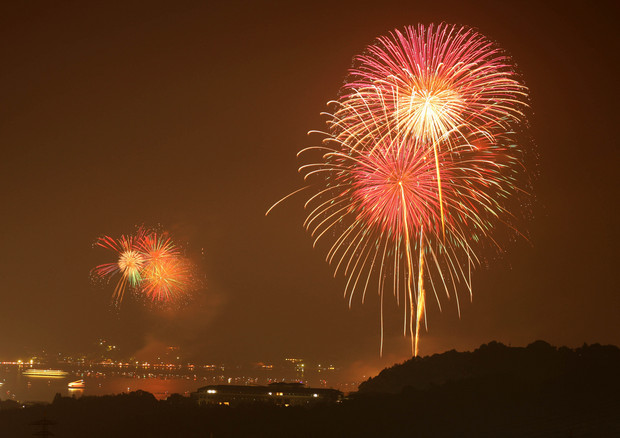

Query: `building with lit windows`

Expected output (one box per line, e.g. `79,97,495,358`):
192,382,342,407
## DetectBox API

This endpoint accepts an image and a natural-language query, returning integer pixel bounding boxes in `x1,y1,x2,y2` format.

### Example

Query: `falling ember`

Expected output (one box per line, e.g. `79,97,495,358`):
269,24,531,356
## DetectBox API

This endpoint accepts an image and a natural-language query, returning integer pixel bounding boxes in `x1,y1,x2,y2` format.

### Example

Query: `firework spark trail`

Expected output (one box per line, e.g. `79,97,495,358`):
415,232,425,358
269,24,530,356
399,180,416,355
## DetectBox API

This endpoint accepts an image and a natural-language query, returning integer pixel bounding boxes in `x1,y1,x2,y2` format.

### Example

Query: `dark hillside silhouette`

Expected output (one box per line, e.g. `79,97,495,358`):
1,341,618,437
358,340,620,393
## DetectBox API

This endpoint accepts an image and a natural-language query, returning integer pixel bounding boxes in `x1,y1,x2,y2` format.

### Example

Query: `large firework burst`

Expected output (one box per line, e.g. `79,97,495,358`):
270,24,531,356
338,24,528,235
340,24,528,142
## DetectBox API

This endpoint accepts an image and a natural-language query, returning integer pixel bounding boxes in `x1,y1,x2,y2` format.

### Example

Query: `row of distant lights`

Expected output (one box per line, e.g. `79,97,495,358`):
206,389,319,398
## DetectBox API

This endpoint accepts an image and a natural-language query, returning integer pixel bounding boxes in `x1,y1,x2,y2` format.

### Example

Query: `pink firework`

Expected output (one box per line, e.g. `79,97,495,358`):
300,93,524,355
269,24,530,356
337,24,528,236
340,23,528,144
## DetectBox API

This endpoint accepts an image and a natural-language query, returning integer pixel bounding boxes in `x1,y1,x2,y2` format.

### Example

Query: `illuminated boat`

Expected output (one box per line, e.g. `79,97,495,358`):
22,369,69,377
68,379,85,389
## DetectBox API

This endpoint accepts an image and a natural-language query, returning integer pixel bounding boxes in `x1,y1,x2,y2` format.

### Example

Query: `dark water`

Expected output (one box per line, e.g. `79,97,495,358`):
0,365,204,403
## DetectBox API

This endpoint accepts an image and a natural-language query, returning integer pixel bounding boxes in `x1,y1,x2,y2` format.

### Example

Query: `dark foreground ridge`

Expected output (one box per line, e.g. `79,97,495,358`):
1,341,619,437
359,340,620,393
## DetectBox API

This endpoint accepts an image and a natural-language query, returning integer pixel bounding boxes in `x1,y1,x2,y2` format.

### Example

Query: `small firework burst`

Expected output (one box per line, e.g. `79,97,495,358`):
91,227,199,307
